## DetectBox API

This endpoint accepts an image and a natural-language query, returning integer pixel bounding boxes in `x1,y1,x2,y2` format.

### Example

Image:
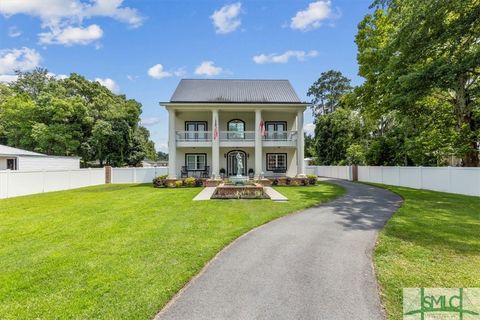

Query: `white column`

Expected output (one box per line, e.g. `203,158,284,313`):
296,109,305,177
168,108,177,179
212,109,220,179
255,109,262,179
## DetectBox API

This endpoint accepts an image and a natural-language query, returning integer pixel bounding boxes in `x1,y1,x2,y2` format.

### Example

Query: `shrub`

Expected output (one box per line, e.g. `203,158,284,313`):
153,175,168,188
306,174,318,185
286,177,292,185
272,178,279,186
195,178,203,187
174,180,183,188
184,177,196,187
291,180,300,186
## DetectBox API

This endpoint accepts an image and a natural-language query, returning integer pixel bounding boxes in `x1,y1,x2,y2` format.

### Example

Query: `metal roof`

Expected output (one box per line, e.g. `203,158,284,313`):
0,144,45,157
170,79,303,103
0,144,80,158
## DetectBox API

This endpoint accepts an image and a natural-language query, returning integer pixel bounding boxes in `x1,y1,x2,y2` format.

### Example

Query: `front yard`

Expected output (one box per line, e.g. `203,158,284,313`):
374,185,480,320
0,183,343,319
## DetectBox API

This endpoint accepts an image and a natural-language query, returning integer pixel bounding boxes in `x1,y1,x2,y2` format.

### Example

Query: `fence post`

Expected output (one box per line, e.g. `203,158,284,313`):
133,168,137,183
447,166,452,193
105,166,112,184
419,166,423,189
352,165,358,181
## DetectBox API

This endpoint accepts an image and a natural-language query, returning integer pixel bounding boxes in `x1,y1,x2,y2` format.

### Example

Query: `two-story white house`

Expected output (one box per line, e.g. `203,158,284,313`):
161,79,308,179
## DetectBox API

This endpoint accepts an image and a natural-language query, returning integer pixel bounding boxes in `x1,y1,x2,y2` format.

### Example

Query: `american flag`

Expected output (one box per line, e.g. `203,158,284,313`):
260,119,265,137
213,118,218,140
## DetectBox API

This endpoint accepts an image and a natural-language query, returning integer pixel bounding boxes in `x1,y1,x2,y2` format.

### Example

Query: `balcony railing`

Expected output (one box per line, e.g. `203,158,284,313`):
219,131,256,141
176,131,212,142
175,130,298,142
263,131,297,141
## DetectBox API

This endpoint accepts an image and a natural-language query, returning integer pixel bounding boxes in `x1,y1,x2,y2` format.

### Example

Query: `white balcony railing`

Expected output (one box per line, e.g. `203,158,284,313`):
263,131,297,141
176,131,211,142
175,130,298,142
219,131,256,141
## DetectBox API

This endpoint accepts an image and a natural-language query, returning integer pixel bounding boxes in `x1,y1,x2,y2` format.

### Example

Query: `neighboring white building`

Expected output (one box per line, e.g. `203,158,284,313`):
161,79,308,179
0,144,80,171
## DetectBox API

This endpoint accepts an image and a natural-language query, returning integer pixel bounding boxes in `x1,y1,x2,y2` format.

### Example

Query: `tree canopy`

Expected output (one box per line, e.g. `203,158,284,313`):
309,0,479,167
0,68,157,166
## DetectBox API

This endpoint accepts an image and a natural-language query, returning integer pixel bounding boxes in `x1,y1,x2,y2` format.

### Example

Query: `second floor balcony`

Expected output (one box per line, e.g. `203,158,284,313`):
175,130,298,147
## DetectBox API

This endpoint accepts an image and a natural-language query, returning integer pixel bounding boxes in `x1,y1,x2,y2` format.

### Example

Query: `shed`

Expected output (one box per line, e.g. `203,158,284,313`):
0,144,80,171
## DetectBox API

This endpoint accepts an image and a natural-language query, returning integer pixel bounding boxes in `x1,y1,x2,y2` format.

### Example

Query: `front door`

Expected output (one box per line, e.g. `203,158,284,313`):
227,150,247,176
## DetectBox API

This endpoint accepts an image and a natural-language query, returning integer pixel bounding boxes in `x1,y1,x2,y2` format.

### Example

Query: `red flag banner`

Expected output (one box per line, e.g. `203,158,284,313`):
260,119,265,137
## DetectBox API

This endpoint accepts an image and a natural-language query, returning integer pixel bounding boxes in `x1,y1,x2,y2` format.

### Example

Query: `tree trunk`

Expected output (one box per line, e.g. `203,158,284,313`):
454,74,479,167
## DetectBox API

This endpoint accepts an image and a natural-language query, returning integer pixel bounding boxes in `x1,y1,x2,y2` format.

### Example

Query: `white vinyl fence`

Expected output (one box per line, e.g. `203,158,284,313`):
305,165,353,181
111,167,168,184
307,165,480,197
0,168,105,199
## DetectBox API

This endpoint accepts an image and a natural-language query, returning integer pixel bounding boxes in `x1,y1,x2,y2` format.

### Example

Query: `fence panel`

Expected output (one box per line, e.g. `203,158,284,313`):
111,167,168,184
0,168,105,199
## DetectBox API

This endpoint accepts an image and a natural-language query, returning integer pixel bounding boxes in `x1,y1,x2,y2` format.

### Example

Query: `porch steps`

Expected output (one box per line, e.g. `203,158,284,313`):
193,187,216,201
264,187,288,202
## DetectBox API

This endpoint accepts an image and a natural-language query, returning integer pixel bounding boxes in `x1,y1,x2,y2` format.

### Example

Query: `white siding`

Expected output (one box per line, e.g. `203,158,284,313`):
17,156,80,171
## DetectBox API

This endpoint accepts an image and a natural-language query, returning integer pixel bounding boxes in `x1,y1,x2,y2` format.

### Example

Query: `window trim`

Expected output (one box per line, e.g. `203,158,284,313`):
185,153,207,171
227,119,246,139
266,153,287,171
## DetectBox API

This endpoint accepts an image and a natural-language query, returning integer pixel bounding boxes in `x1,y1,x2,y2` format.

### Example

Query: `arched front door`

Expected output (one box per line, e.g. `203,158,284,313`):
227,150,247,176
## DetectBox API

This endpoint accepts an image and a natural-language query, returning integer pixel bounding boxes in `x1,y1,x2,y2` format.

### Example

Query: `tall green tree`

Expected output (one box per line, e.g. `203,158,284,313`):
357,0,480,166
307,70,353,117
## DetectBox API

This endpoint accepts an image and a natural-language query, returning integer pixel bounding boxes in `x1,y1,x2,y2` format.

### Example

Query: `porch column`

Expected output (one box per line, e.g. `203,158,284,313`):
168,108,176,178
296,109,305,177
212,109,220,179
255,109,262,178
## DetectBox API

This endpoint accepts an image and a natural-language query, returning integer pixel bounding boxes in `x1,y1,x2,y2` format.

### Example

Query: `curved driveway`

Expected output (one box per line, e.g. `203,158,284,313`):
156,180,403,320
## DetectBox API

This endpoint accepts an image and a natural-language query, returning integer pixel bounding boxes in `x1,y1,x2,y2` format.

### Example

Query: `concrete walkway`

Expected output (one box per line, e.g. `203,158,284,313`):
264,187,288,201
192,187,216,201
156,180,403,320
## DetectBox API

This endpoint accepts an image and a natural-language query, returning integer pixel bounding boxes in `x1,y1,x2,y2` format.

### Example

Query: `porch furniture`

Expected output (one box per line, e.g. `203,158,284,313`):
181,166,188,178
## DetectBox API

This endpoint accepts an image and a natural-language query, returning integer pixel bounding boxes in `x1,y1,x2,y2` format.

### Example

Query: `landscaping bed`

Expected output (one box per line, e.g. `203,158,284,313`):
0,182,343,319
373,185,480,320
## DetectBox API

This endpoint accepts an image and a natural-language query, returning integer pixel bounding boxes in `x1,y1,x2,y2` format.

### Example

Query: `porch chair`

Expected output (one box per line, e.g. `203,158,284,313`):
180,166,188,178
201,166,210,178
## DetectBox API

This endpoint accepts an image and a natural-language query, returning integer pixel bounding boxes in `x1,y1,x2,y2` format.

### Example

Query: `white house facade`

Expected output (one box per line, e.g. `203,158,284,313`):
161,79,308,179
0,144,80,171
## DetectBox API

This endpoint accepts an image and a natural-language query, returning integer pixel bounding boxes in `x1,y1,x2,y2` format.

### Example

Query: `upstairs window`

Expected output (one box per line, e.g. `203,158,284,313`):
265,121,287,140
228,119,245,139
185,121,208,141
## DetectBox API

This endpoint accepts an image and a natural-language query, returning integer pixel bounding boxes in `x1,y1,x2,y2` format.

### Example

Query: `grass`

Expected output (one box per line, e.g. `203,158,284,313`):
373,185,480,320
0,182,343,319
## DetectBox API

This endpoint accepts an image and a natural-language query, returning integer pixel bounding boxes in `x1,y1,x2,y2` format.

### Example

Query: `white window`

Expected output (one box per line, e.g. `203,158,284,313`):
266,153,287,171
186,154,206,171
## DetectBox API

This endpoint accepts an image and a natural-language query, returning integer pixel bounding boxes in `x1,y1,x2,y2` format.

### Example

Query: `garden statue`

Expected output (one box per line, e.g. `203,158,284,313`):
236,152,243,177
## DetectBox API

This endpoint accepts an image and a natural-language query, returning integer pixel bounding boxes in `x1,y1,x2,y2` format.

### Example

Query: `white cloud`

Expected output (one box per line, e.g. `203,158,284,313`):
39,24,103,45
127,74,138,81
290,0,334,31
141,117,162,126
253,50,318,64
0,0,143,46
47,72,68,80
8,26,21,37
210,2,242,34
304,123,315,136
0,47,41,74
95,77,119,93
0,74,18,83
156,143,168,152
148,64,185,79
194,61,223,76
148,64,171,79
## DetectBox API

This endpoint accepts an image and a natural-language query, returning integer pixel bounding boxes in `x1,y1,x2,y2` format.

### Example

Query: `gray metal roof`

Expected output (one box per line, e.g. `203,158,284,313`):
170,79,302,103
0,144,45,157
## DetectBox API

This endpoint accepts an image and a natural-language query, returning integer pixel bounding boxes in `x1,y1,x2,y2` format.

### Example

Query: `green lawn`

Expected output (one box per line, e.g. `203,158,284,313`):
373,185,480,320
0,183,343,319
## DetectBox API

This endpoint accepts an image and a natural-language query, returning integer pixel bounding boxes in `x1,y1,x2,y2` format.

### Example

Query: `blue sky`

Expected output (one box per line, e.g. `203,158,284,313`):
0,0,372,152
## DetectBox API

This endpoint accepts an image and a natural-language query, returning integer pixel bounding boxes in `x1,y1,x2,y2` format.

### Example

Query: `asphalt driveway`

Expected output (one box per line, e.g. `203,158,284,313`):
156,180,403,320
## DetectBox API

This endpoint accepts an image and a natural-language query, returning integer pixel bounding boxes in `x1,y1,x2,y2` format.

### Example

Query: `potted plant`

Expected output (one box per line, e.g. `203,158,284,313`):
220,168,226,178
